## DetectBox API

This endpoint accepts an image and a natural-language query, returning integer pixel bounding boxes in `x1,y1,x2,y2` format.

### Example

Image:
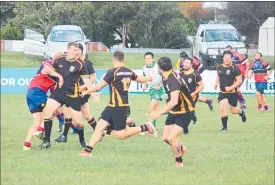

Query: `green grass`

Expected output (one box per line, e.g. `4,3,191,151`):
0,52,180,69
1,52,274,69
1,95,274,185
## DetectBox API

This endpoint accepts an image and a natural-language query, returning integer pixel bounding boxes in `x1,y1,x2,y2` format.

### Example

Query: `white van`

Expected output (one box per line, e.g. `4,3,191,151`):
24,25,90,59
188,22,247,69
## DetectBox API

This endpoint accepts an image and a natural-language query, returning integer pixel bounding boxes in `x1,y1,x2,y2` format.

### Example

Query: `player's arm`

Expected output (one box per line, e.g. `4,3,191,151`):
192,73,204,96
263,61,271,80
41,63,64,88
135,75,152,83
214,67,220,90
149,77,180,120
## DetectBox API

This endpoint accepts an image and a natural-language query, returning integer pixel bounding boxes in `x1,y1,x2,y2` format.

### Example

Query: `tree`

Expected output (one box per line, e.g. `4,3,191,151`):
0,2,16,26
0,22,23,40
221,2,275,44
179,2,214,26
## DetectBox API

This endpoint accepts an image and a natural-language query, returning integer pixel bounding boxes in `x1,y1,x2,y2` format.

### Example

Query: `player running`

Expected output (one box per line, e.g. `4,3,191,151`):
225,45,250,109
38,42,90,149
149,57,195,167
23,58,63,150
179,57,204,133
55,44,99,143
79,51,156,157
214,50,247,132
248,52,271,112
176,51,214,111
141,52,164,129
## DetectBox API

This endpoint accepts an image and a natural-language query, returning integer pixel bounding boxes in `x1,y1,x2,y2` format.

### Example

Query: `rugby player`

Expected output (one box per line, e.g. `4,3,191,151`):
38,42,89,149
149,57,195,167
225,45,250,109
55,43,99,143
179,57,204,133
79,51,156,157
23,58,63,150
214,50,247,132
248,52,271,112
141,52,164,129
177,51,213,111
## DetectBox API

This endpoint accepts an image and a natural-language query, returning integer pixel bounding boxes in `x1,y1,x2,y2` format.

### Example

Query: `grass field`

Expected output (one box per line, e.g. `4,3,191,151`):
1,95,274,185
1,51,274,185
1,51,274,69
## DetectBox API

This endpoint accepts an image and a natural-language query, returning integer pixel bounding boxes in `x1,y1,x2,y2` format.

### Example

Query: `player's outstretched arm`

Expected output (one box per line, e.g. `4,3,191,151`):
135,75,152,83
248,70,254,79
149,91,179,121
214,75,219,90
81,80,108,96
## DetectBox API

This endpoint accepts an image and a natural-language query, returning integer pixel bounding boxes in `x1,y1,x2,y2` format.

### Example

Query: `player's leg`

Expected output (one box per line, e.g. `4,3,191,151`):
261,92,268,111
70,107,87,147
167,125,185,167
55,106,64,132
229,93,247,123
81,102,97,130
162,125,174,145
218,93,229,131
79,119,110,156
237,76,246,109
149,100,160,127
24,112,43,150
38,98,61,149
55,106,72,142
198,94,213,111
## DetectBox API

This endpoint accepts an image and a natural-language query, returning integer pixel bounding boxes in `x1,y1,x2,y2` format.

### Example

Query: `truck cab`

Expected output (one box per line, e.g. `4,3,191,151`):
188,22,247,69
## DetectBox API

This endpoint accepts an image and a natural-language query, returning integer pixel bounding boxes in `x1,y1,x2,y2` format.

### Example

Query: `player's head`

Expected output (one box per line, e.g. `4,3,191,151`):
225,45,234,51
76,43,84,59
112,51,124,64
255,52,262,61
144,52,154,66
67,42,80,59
180,51,188,58
222,50,233,66
183,57,193,70
157,57,173,74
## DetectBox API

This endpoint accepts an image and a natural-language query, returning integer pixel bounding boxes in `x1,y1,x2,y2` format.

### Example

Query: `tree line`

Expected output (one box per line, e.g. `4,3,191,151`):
0,2,274,48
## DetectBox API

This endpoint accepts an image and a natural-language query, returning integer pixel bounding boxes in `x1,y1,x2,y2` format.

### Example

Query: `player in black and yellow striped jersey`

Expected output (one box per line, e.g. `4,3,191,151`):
149,57,195,168
79,51,157,157
179,57,204,130
214,50,247,132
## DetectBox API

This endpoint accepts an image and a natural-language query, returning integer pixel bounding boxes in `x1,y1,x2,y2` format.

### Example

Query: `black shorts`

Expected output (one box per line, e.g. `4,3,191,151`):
218,92,238,107
100,106,130,131
49,88,81,111
165,111,194,129
81,95,91,105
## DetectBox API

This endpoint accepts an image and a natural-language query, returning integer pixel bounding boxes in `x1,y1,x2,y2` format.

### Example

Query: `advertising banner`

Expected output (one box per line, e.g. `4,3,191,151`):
1,68,274,95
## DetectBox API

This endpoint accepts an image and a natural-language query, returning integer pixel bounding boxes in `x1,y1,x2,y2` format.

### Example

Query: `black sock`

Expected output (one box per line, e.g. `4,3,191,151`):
77,125,85,141
221,116,228,129
88,118,97,130
183,127,189,134
85,146,93,153
239,110,244,116
140,125,148,132
44,119,53,142
176,156,182,163
165,141,171,145
63,118,72,137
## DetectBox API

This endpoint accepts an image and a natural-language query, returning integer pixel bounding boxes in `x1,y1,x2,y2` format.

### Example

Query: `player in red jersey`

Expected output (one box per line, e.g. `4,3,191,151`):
176,51,214,111
248,52,271,112
225,45,250,110
23,58,63,150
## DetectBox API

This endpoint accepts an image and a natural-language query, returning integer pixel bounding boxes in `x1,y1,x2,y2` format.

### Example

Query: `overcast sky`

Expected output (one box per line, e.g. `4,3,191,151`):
203,2,227,9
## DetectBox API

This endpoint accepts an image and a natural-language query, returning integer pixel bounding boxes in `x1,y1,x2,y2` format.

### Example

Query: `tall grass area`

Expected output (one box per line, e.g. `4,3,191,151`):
1,51,274,69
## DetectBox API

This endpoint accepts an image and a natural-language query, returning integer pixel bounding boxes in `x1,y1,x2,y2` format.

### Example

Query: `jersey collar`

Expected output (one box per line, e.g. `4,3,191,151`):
183,69,194,75
146,62,155,68
163,69,172,80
